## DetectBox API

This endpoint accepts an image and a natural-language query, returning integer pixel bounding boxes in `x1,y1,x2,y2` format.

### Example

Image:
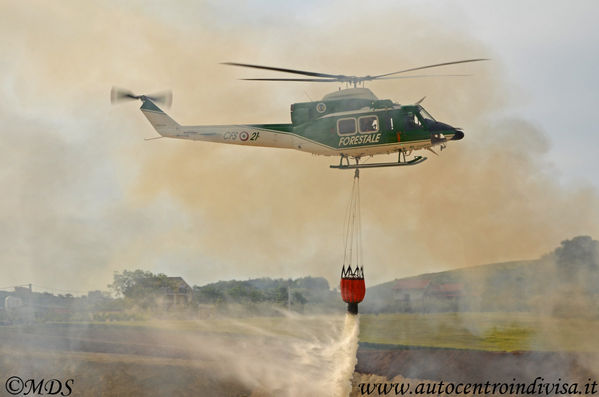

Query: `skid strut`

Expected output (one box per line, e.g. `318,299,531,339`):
330,154,426,169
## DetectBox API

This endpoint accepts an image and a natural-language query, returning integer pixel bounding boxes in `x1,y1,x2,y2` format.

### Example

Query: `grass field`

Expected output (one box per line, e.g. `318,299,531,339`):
52,310,599,352
57,313,345,340
47,310,599,353
1,312,596,395
359,312,599,352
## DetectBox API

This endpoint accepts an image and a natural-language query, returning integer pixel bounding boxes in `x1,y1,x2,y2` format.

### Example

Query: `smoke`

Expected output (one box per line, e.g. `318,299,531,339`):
1,0,598,394
126,5,599,288
0,312,361,396
179,312,359,397
158,312,361,396
0,0,597,290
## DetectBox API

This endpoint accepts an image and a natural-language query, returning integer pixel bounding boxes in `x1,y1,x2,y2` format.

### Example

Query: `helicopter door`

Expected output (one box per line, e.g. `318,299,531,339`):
385,111,394,132
404,112,422,130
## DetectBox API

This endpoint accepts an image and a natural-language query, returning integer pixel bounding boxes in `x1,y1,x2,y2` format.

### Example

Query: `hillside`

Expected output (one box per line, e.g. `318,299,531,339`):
361,235,599,316
187,236,598,317
361,259,541,313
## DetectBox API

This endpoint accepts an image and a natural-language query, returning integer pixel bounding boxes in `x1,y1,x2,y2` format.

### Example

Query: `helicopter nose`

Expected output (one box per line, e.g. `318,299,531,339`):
451,129,464,140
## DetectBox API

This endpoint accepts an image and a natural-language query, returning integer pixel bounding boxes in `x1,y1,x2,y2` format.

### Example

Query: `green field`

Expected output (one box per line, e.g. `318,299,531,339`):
5,310,598,356
359,312,599,352
51,310,599,352
1,311,596,395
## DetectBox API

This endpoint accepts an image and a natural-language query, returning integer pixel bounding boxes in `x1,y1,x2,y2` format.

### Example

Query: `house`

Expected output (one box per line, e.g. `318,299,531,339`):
393,277,468,312
13,285,32,298
392,278,431,312
426,282,465,299
423,282,465,312
4,296,23,310
164,277,193,309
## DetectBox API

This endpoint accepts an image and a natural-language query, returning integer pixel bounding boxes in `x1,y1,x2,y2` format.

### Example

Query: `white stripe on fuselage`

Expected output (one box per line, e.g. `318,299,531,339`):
146,108,453,157
173,125,453,157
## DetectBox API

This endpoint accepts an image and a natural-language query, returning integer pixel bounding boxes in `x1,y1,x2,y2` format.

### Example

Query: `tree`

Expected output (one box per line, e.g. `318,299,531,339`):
294,277,329,291
292,291,307,305
108,270,179,308
554,236,599,288
555,236,599,270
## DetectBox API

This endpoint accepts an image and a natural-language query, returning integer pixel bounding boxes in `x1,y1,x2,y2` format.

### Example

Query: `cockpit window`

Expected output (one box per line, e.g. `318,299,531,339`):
418,107,436,123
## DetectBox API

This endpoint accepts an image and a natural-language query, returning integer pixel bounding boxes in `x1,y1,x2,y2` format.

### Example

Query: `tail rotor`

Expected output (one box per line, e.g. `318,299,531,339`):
110,87,172,107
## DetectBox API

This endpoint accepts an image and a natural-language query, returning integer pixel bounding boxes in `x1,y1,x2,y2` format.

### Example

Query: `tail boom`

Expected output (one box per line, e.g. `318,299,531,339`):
140,99,297,150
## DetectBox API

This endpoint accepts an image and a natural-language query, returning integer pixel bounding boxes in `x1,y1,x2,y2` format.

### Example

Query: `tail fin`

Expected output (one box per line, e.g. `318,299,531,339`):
140,100,179,136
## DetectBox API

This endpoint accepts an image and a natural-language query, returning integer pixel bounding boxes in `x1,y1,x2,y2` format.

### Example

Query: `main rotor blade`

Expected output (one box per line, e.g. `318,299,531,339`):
240,78,339,82
222,62,343,79
374,73,471,80
372,58,489,79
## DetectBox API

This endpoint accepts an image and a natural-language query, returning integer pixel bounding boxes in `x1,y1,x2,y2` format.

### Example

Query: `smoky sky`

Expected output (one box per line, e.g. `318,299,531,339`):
1,0,598,292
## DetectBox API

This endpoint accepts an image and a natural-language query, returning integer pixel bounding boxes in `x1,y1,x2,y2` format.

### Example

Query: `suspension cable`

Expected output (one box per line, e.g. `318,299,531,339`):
342,168,361,269
356,169,363,268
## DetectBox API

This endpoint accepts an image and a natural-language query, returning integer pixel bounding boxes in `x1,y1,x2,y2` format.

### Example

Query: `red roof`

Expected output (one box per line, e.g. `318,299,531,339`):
428,283,464,297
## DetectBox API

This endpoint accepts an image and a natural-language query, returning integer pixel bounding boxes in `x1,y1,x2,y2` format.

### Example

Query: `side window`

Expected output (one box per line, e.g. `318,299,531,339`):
359,116,378,133
337,118,356,135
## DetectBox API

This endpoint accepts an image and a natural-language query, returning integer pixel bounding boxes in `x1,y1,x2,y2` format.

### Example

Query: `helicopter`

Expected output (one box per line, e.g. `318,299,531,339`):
112,59,487,169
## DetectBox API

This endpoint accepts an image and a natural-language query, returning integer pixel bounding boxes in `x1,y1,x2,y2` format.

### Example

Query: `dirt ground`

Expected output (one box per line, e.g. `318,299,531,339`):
0,324,252,396
356,343,598,383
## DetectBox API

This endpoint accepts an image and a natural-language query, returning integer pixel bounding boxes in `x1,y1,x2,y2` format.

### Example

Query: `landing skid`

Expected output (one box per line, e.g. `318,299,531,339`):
330,155,427,169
